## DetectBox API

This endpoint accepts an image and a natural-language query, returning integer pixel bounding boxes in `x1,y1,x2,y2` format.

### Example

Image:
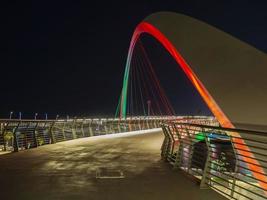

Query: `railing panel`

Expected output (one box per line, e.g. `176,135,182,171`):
0,116,192,154
161,121,267,200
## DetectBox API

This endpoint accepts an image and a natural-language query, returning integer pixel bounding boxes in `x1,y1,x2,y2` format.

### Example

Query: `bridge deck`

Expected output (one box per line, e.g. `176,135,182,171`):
0,129,226,200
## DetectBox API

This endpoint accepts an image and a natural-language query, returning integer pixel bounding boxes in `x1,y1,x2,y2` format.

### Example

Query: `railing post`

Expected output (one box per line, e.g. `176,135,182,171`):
138,118,141,130
104,119,109,134
161,124,174,161
81,118,85,137
186,126,194,173
1,122,8,151
153,119,157,128
125,119,128,131
42,120,47,145
62,121,66,140
117,119,121,133
48,121,56,144
200,129,211,189
134,118,137,131
110,118,115,133
33,122,39,147
146,117,150,129
135,118,138,130
108,119,111,134
89,119,93,137
12,122,21,152
142,118,146,130
72,118,77,139
155,119,159,128
229,135,238,198
128,118,132,132
166,125,175,156
173,124,183,169
24,122,30,149
123,119,127,132
161,125,170,160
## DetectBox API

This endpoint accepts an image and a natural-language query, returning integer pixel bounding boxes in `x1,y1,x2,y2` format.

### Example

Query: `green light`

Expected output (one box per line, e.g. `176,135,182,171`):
195,132,205,141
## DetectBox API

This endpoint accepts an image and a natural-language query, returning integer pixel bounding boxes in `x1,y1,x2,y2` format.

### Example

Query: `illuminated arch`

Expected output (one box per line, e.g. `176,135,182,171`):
119,12,267,191
120,21,232,127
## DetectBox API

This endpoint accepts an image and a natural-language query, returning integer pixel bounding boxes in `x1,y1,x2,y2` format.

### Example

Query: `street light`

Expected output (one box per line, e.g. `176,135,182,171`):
34,113,38,120
9,111,13,119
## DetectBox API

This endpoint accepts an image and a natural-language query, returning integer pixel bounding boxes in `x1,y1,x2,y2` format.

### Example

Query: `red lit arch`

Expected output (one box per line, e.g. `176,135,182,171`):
120,21,267,190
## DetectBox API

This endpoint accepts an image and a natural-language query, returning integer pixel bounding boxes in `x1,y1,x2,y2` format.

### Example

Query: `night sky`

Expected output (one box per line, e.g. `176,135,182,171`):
3,1,267,119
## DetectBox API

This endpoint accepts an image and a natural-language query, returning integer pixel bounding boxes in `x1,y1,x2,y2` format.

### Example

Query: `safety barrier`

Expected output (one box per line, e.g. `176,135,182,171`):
161,122,267,200
0,116,210,153
0,117,166,152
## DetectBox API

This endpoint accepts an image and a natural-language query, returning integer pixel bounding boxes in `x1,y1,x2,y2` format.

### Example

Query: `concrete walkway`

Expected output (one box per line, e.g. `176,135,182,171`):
0,129,226,200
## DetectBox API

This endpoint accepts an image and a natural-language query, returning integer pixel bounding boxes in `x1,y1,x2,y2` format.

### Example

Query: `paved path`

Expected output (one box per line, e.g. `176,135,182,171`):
0,129,226,200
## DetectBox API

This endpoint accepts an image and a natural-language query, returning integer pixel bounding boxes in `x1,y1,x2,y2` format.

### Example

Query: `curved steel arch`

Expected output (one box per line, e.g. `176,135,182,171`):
119,12,267,191
121,12,267,127
120,21,232,127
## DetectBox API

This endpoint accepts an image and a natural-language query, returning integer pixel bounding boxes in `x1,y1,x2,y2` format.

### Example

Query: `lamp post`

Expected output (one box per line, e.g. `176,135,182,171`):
34,113,38,120
9,111,13,119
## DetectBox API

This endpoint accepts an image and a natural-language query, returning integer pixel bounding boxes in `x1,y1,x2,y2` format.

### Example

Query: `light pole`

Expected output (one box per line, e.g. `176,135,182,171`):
45,113,48,120
19,112,22,120
34,113,38,120
9,111,13,119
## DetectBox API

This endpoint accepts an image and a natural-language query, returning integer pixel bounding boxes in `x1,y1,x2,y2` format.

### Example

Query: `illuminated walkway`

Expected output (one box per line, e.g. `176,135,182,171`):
0,129,226,199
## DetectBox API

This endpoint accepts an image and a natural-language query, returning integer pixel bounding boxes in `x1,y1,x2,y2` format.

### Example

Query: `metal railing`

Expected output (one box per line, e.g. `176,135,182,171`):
0,116,210,153
161,122,267,200
0,116,166,153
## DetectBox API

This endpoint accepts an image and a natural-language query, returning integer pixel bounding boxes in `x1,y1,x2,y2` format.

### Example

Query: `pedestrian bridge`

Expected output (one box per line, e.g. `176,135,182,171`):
0,124,226,200
1,10,267,200
0,116,266,199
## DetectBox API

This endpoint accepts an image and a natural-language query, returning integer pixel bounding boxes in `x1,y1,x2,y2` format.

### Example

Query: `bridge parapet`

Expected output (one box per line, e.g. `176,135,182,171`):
161,122,267,200
0,116,212,153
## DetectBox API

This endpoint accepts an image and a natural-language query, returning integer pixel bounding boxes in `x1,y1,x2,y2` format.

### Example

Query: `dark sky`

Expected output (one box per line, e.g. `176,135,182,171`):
2,1,267,119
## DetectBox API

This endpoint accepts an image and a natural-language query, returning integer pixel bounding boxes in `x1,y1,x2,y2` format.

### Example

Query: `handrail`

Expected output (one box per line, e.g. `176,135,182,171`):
161,121,267,200
166,122,267,136
0,116,212,153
